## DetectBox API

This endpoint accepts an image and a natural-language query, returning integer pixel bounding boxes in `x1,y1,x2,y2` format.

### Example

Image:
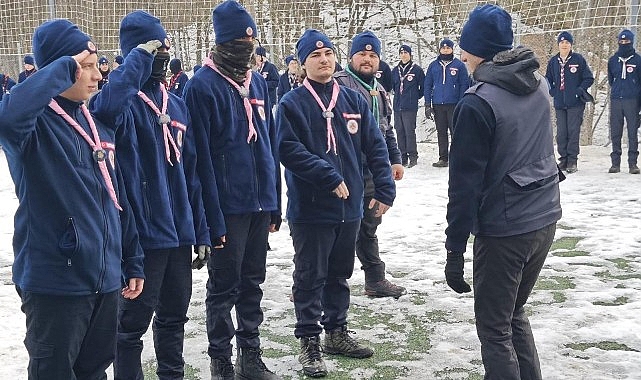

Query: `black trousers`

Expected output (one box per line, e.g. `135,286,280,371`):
433,104,456,161
115,246,192,380
17,288,119,380
473,223,556,380
356,195,385,283
394,110,419,160
290,221,360,338
555,105,585,164
205,212,270,358
609,98,640,166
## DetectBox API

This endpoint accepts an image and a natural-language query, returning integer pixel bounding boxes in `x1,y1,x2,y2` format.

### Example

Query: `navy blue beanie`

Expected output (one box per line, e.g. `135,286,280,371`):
350,30,381,58
114,55,124,64
460,4,513,60
98,56,108,65
32,19,97,69
557,31,573,44
399,44,412,55
255,46,267,57
440,39,454,49
618,29,635,43
213,0,258,45
284,55,296,65
23,55,35,65
170,58,182,74
296,29,335,64
120,10,170,58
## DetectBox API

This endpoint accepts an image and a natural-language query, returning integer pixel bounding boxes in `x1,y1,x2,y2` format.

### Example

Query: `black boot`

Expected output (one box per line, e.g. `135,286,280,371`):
235,347,281,380
401,154,409,167
323,326,373,358
299,336,327,378
211,356,235,380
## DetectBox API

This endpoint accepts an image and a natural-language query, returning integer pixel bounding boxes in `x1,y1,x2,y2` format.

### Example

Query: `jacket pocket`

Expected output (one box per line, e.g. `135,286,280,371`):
503,155,559,222
58,217,79,259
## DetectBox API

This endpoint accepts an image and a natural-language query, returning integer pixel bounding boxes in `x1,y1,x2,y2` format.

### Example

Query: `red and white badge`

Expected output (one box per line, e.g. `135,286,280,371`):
569,65,578,73
257,106,266,121
164,37,171,49
627,65,635,73
246,27,253,37
407,74,414,81
449,68,458,76
316,41,324,48
347,119,359,134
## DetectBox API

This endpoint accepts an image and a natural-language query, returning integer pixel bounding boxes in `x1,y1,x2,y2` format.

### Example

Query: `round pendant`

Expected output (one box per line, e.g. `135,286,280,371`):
158,114,171,125
369,90,379,96
93,149,107,162
238,87,249,98
322,110,334,119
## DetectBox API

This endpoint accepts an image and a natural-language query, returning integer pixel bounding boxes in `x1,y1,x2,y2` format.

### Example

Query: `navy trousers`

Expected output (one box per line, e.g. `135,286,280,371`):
290,221,359,338
609,98,639,166
473,223,556,380
555,105,585,164
115,246,192,380
394,110,419,160
18,288,119,380
433,104,456,162
206,212,270,358
356,195,385,283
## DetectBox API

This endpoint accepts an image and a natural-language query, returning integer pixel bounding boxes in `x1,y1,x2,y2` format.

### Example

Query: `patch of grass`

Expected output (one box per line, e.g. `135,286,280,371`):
406,315,432,354
552,291,567,303
434,367,484,379
349,304,406,334
425,309,450,323
607,258,633,271
565,341,640,352
410,294,426,305
556,224,575,230
534,276,575,290
550,237,581,251
388,270,409,279
552,250,590,257
595,271,641,281
142,358,202,379
592,296,629,306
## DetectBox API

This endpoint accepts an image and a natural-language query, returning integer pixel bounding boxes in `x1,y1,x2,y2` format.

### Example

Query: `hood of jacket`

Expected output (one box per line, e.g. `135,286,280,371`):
473,47,541,96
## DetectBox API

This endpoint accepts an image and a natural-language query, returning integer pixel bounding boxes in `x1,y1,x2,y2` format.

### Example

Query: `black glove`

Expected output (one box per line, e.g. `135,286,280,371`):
191,245,211,270
424,105,434,120
270,213,282,231
577,87,594,103
445,250,471,293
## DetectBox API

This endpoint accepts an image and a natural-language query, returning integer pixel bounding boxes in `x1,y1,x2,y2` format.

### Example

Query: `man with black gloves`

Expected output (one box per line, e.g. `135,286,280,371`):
89,10,210,380
334,30,406,299
445,4,562,380
545,31,594,173
278,29,395,378
182,1,282,379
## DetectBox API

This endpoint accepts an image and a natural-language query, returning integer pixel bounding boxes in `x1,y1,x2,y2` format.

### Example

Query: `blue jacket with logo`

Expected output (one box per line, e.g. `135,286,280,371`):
90,48,210,251
545,52,594,109
391,61,425,111
424,57,469,106
277,79,396,223
607,49,641,100
257,60,280,108
182,64,280,240
0,57,144,295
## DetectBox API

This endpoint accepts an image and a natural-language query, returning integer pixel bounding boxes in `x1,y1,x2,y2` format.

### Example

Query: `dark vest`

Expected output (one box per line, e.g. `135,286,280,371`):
334,71,392,133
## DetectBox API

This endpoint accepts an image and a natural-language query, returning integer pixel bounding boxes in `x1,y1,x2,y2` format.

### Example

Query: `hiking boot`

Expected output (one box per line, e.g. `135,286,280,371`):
235,347,281,380
408,158,418,168
608,166,620,173
299,336,327,378
432,159,448,168
566,162,577,173
630,165,640,174
557,160,567,171
364,279,407,298
323,326,373,358
401,156,409,167
211,356,235,380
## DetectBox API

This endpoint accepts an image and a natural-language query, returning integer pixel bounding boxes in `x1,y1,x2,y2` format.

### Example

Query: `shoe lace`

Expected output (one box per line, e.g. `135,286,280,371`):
250,349,270,372
304,338,323,361
216,357,234,376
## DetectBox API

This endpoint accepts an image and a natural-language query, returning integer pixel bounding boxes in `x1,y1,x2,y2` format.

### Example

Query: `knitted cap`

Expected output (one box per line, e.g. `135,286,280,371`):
212,0,258,45
440,39,454,49
296,29,335,64
557,31,573,44
618,29,634,43
399,44,412,55
32,19,97,69
350,30,381,57
120,10,170,58
23,55,35,65
459,4,513,60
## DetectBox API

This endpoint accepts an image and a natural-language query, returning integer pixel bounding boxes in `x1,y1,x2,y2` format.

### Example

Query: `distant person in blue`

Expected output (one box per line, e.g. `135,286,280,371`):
277,28,396,378
112,55,124,70
254,46,280,108
391,44,424,167
0,72,16,100
98,55,110,89
18,55,37,83
545,31,594,174
182,1,282,379
424,38,469,168
446,5,562,380
376,59,393,92
168,58,189,96
277,54,299,101
192,64,202,74
90,10,210,380
607,29,641,174
0,19,145,379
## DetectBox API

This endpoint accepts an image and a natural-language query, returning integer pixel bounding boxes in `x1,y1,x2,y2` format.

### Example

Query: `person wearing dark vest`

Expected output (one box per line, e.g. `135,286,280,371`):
445,5,562,380
98,55,110,90
391,44,424,167
254,46,279,109
182,2,282,379
278,28,396,378
424,38,470,168
607,29,641,174
277,54,299,101
334,30,406,299
168,58,189,97
0,72,16,100
0,19,145,379
89,10,210,380
18,55,37,83
545,31,594,174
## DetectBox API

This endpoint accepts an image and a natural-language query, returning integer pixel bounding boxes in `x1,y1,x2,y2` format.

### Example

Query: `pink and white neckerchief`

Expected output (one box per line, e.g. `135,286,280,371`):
202,57,257,143
168,71,182,90
302,77,340,154
397,62,415,94
557,54,571,90
48,99,122,211
137,83,181,165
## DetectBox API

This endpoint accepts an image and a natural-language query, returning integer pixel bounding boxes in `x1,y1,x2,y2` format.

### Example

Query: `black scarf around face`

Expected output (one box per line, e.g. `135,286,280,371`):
211,40,255,83
150,51,170,82
617,43,635,58
439,53,454,62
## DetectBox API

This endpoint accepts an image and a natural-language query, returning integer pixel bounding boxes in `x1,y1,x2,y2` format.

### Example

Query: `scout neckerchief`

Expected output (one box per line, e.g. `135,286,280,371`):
345,65,379,125
397,61,415,94
619,55,633,80
137,83,181,165
49,99,122,211
168,71,182,91
439,59,452,85
302,77,340,154
203,56,257,143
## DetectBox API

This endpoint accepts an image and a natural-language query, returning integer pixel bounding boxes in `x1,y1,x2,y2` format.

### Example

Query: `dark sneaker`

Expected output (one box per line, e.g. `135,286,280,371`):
630,165,640,174
558,160,567,171
401,155,409,167
211,356,235,380
408,158,418,168
432,160,448,168
566,163,577,173
364,279,406,298
236,347,281,380
299,336,327,378
608,166,620,173
323,326,374,358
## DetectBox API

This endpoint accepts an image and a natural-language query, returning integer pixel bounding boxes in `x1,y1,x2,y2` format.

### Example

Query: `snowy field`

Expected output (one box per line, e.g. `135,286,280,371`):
1,140,640,379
